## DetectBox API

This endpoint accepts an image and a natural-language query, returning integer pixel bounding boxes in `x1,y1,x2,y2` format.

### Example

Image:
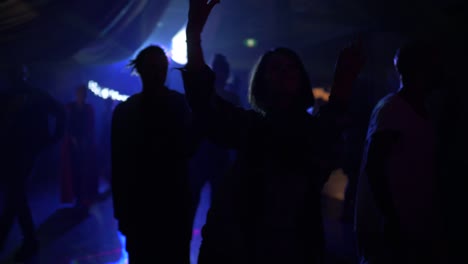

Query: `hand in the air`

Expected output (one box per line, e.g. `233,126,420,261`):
332,38,366,102
187,0,220,36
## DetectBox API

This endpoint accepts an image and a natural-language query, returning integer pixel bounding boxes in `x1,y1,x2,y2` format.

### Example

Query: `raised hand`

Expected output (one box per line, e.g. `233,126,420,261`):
187,0,220,37
331,37,366,103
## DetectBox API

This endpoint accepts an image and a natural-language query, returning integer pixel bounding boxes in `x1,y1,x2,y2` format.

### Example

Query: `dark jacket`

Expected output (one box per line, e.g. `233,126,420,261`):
111,89,198,239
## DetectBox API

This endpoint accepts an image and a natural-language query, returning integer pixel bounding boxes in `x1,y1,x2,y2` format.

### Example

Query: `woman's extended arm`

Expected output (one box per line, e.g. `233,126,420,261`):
182,0,254,149
311,41,366,183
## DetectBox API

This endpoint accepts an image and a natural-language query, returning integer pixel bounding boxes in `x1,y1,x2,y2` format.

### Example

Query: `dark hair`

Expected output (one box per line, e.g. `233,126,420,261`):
394,41,440,83
128,45,167,76
76,84,87,94
212,54,230,73
248,47,314,114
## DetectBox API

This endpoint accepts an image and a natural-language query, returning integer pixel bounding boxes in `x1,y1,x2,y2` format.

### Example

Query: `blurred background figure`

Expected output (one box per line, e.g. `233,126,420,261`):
0,64,65,262
61,84,97,212
99,98,114,184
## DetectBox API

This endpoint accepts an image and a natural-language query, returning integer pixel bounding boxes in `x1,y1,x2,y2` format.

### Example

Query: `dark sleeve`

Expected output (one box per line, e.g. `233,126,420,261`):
180,65,254,149
111,104,130,222
310,101,349,185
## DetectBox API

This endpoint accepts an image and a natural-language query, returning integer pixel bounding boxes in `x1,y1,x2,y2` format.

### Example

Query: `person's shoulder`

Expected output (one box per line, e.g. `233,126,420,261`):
114,100,127,113
376,93,398,108
117,94,140,108
367,93,406,133
168,89,190,106
167,89,186,100
246,109,262,123
115,94,143,115
372,93,405,117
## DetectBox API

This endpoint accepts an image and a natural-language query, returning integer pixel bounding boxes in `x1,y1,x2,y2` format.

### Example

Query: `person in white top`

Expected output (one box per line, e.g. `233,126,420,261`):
355,40,447,264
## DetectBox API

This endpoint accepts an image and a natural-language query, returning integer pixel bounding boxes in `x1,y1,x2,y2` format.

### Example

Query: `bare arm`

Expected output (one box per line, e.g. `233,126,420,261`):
186,0,219,71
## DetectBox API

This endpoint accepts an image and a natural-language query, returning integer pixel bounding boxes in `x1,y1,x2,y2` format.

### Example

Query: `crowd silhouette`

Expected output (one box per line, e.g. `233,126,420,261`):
0,0,462,263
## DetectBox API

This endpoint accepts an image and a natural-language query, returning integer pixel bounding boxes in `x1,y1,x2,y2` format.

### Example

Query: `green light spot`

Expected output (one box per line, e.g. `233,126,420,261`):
244,38,257,48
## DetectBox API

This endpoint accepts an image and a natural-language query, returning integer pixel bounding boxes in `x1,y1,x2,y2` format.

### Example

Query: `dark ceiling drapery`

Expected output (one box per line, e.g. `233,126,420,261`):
73,0,171,65
0,0,170,66
0,0,465,69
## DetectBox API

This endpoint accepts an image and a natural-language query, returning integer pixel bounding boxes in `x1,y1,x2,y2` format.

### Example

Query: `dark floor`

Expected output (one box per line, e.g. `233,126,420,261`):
0,178,356,264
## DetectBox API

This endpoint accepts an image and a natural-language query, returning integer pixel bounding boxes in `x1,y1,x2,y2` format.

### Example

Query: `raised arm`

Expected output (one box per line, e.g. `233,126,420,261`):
329,39,366,109
182,0,253,149
311,41,366,183
186,0,219,70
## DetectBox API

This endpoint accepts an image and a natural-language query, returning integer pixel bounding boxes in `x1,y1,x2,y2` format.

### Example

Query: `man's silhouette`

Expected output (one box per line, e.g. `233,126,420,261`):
60,85,97,211
0,65,65,261
111,46,197,264
355,41,447,264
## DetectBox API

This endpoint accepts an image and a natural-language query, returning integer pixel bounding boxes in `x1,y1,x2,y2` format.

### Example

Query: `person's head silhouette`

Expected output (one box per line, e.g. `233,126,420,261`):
248,47,314,115
394,41,443,94
129,45,168,94
212,54,230,89
75,84,88,105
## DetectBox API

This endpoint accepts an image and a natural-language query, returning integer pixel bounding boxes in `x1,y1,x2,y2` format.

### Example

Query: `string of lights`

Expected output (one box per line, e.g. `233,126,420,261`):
87,80,129,101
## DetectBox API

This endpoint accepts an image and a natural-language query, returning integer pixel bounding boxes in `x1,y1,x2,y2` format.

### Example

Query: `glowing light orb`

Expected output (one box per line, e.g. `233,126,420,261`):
244,38,257,48
171,26,188,65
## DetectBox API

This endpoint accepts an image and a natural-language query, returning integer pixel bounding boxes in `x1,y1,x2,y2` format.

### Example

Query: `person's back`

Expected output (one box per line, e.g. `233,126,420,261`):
114,91,192,203
355,94,438,262
355,41,446,264
111,46,194,264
